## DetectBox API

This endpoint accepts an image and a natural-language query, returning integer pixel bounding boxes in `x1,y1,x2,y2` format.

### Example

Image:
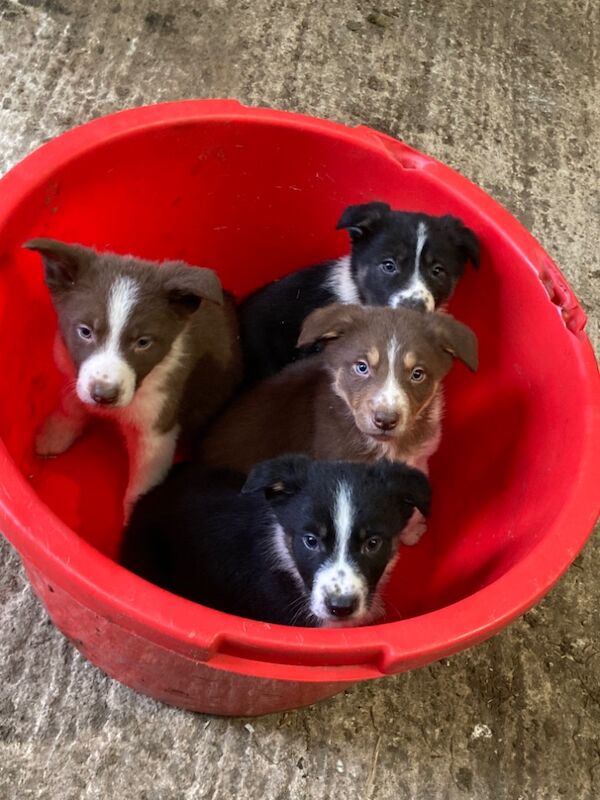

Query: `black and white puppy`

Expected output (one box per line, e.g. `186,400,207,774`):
121,455,431,627
239,202,479,380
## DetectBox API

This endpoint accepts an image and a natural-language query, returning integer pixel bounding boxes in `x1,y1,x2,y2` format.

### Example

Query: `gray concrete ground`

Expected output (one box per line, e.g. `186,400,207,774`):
0,1,599,798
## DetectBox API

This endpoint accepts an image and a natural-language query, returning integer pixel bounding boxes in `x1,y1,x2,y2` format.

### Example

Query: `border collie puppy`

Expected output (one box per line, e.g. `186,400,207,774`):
121,455,431,627
199,304,477,546
200,304,477,474
239,202,479,380
26,239,242,513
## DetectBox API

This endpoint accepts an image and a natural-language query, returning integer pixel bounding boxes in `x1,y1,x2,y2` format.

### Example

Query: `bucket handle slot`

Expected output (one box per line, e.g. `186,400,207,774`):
538,254,587,335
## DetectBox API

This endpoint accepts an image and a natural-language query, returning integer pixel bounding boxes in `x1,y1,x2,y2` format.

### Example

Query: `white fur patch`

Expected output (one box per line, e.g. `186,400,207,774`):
77,276,139,407
327,256,361,304
388,221,435,312
118,333,188,509
372,336,410,420
123,426,179,515
269,521,305,590
310,482,368,624
415,221,428,269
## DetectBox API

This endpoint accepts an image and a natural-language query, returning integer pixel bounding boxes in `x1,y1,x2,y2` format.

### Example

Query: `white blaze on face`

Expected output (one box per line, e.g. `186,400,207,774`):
77,276,139,407
310,481,368,623
389,221,435,311
372,336,410,424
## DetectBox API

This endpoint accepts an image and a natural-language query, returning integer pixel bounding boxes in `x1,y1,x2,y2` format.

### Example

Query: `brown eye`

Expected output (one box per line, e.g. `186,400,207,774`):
134,336,153,351
302,533,320,551
380,258,398,274
354,360,370,376
431,263,446,277
362,535,382,555
410,367,426,383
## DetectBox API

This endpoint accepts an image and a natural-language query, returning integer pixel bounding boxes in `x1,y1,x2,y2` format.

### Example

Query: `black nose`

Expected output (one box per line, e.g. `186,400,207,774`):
326,595,358,618
91,382,120,406
400,296,428,312
373,410,400,431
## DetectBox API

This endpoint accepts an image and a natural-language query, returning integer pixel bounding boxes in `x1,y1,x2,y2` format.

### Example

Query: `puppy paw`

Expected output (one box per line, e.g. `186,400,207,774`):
399,513,427,546
35,414,83,456
122,492,138,524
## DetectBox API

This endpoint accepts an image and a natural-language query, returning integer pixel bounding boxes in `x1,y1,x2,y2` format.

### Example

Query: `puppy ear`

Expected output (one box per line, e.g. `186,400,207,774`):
297,303,364,348
336,201,391,242
430,312,478,372
373,461,432,517
401,468,432,517
163,264,223,317
439,215,480,269
24,238,93,292
242,454,312,498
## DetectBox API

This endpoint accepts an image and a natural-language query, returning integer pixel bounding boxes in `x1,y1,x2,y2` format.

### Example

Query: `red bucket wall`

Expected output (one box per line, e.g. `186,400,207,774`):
0,117,587,622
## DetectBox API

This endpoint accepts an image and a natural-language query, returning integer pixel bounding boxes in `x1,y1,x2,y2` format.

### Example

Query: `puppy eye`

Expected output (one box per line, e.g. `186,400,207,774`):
353,360,370,376
431,263,446,277
77,324,94,341
410,367,426,383
362,535,382,555
134,336,153,351
302,533,320,551
380,258,398,274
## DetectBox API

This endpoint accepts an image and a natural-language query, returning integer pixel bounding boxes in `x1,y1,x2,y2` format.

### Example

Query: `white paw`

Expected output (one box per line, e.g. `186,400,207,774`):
123,491,139,523
35,414,83,456
399,512,427,546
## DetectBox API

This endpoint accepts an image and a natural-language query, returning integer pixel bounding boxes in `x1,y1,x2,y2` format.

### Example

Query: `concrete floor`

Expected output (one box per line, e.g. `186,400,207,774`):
0,1,599,798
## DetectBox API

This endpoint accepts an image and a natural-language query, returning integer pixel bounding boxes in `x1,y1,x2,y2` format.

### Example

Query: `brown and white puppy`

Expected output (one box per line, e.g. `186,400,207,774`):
27,239,242,513
198,304,477,541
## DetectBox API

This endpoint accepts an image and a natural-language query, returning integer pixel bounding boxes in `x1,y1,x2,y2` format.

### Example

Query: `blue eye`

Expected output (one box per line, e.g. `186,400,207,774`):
302,533,320,551
354,360,370,376
77,324,93,341
380,258,398,274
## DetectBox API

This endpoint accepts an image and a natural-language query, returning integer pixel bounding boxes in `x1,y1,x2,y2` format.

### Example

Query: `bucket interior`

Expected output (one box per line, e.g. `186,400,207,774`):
0,118,586,621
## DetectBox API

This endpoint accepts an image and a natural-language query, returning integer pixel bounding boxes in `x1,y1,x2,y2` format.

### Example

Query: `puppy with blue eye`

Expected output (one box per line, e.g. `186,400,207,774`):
239,201,479,381
199,303,478,546
26,239,242,514
121,455,431,627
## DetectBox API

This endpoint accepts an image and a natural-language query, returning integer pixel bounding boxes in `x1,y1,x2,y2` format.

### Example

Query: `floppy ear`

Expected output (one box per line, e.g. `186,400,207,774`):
439,215,480,269
297,304,364,348
373,461,432,517
430,313,478,372
242,454,312,499
336,201,391,242
401,468,432,517
24,238,93,292
163,264,223,317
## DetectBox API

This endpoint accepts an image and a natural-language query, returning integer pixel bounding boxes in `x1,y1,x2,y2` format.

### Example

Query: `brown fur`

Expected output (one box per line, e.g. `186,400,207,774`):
198,305,477,473
27,238,243,510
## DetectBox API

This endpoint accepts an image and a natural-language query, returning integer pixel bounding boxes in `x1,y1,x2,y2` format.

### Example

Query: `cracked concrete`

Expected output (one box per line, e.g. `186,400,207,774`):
0,1,599,798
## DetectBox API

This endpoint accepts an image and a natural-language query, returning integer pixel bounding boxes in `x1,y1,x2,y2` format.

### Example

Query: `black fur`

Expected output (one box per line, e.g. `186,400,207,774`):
238,203,479,382
121,455,431,627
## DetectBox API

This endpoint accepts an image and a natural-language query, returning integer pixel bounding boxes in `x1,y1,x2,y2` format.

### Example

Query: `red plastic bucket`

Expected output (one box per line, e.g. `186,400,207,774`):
0,100,598,716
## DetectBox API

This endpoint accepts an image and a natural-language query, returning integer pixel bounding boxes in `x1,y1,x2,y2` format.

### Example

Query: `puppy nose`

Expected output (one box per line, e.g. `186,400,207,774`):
90,381,120,406
401,296,427,312
373,410,400,431
326,595,358,618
